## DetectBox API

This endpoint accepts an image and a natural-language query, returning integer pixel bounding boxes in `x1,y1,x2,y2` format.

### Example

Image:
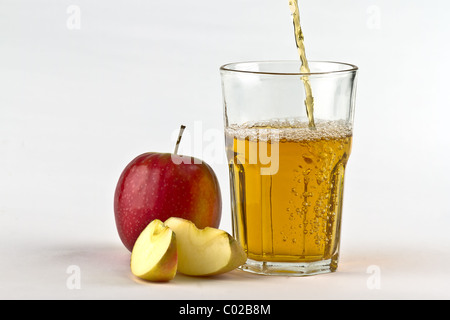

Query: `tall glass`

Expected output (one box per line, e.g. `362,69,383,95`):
220,61,358,276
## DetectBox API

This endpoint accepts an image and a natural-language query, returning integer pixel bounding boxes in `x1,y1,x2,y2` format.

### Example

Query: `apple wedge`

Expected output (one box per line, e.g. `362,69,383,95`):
164,217,247,276
130,219,178,282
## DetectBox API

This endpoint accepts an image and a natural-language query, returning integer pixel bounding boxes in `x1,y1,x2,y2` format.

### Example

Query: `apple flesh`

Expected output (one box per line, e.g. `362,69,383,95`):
130,219,178,282
114,152,222,252
164,217,247,276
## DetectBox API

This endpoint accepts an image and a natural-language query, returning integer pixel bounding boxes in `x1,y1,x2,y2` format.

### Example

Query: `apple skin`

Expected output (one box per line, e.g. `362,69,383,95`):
114,152,222,252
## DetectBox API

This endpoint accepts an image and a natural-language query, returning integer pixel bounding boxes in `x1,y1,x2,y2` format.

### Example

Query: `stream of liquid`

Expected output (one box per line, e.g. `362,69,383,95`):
289,0,316,129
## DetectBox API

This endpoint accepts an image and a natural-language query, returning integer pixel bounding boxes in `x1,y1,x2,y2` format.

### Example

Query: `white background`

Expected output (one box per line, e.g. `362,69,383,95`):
1,0,449,299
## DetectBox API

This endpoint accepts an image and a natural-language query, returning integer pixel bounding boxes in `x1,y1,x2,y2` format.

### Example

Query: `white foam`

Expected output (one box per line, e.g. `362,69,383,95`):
225,119,352,142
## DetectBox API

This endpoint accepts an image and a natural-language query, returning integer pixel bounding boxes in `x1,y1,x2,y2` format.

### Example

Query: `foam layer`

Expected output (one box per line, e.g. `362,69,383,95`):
225,119,352,142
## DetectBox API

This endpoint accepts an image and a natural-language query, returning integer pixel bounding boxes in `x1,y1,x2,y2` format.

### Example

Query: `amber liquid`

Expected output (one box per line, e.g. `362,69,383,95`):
226,120,352,263
289,0,316,129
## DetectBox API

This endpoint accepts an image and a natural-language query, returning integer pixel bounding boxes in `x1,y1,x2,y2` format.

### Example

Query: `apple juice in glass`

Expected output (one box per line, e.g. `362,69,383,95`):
220,60,358,276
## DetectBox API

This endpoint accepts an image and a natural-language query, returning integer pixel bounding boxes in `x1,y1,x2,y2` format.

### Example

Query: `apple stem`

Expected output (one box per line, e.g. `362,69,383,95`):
173,125,186,155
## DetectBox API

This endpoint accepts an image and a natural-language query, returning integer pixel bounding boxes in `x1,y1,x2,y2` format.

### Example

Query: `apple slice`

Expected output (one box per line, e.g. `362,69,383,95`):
164,217,247,276
130,219,178,282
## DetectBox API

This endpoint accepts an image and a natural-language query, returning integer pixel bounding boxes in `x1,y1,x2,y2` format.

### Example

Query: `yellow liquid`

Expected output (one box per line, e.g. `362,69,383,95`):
226,120,352,262
289,0,316,129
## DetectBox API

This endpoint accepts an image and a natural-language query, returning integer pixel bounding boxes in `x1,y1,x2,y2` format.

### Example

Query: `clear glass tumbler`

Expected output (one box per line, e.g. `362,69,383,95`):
220,61,358,276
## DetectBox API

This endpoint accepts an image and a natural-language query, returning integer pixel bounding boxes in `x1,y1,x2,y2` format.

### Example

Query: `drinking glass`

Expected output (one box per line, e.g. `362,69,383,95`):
220,61,358,276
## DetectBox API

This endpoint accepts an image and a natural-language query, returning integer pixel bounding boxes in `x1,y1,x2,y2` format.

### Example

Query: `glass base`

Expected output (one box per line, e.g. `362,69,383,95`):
239,258,338,276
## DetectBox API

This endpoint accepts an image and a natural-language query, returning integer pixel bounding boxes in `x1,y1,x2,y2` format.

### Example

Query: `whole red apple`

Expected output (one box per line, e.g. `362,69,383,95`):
114,126,222,252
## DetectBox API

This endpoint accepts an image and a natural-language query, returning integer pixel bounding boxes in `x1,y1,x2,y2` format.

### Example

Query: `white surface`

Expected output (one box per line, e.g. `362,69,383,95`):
1,0,450,300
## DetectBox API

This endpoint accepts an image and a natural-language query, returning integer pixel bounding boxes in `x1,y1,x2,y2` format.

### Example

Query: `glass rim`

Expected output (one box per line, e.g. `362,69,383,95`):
220,60,358,76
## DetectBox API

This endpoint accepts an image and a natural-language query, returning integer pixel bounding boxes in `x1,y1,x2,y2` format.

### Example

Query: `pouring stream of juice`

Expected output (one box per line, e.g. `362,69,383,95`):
289,0,316,129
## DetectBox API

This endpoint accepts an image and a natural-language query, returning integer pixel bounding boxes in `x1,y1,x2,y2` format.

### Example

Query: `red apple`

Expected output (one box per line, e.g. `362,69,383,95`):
114,126,222,252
